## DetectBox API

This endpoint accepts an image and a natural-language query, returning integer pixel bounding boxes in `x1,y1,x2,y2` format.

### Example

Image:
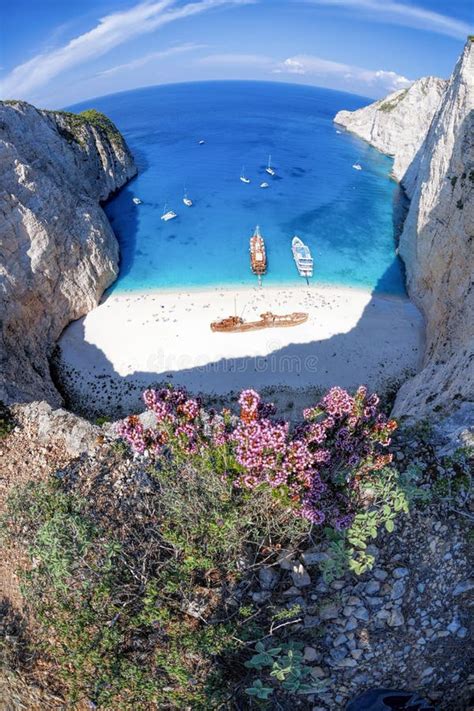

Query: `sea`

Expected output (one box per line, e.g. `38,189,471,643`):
69,80,408,296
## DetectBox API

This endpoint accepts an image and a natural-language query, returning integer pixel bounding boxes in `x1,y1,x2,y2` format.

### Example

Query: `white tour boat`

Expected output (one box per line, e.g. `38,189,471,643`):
132,197,142,205
292,236,313,280
265,154,276,176
161,204,177,221
240,166,251,184
352,163,362,171
260,181,269,188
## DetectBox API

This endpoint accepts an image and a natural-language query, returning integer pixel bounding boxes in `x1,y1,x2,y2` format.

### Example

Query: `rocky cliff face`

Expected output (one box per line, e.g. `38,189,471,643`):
334,76,447,190
0,101,136,405
393,41,474,422
335,41,474,427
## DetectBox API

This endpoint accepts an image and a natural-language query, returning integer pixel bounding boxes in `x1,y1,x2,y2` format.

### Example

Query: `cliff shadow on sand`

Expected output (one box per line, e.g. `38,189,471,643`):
53,257,424,421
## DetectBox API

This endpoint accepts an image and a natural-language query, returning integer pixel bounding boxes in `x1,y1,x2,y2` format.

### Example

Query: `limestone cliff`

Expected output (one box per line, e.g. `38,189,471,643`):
334,76,447,190
0,101,136,405
335,41,474,425
393,41,474,422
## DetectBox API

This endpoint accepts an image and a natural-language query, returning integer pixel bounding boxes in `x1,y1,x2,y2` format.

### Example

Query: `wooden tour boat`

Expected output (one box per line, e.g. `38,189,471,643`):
211,311,308,333
250,225,267,283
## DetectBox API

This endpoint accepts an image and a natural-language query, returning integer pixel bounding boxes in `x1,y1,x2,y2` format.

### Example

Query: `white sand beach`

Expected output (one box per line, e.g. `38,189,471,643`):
57,284,424,417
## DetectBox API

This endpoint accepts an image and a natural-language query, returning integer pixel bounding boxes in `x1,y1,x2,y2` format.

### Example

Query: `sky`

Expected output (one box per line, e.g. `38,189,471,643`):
0,0,472,107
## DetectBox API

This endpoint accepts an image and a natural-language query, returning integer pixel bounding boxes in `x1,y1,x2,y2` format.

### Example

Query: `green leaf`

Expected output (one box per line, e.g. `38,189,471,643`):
245,679,273,699
385,519,395,533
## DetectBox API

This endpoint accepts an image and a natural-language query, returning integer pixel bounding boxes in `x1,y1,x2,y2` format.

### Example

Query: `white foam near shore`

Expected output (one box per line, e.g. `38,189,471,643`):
57,284,424,417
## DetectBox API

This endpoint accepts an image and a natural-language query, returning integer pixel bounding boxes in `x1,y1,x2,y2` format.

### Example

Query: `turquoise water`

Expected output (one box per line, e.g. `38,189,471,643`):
70,81,407,295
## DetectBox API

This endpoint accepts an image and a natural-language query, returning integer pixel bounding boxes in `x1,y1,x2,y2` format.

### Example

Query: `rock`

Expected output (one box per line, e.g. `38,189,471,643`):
19,401,101,456
283,585,302,597
258,566,279,590
251,591,270,604
447,619,461,634
452,579,474,596
333,634,348,647
304,615,320,629
302,550,329,565
304,646,320,662
393,567,409,579
0,100,136,405
388,609,405,627
373,569,388,581
345,617,358,632
457,627,468,639
330,648,348,662
291,562,311,587
365,580,381,595
366,597,384,608
337,657,357,668
390,580,406,601
353,607,369,622
346,596,363,606
421,666,434,678
277,549,295,570
320,604,340,621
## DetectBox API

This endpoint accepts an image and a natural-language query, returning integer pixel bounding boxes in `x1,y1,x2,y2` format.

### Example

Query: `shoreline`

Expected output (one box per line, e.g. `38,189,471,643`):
105,281,410,302
57,283,424,418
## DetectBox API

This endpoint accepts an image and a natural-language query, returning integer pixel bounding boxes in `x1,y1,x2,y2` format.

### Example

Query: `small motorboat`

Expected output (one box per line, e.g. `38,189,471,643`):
199,139,205,145
352,163,362,171
161,204,177,221
260,181,269,188
336,130,341,134
211,311,308,333
265,154,276,176
132,197,142,205
240,166,251,184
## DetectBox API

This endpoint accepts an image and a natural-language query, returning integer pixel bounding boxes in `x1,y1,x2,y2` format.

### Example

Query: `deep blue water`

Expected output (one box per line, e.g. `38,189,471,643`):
70,81,407,295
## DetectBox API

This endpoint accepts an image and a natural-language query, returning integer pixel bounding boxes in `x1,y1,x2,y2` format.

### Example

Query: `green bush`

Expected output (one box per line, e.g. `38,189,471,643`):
2,460,309,708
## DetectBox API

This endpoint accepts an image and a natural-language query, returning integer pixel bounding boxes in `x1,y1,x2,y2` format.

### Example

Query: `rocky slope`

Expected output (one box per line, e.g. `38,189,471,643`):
335,40,474,428
334,76,446,189
0,101,136,405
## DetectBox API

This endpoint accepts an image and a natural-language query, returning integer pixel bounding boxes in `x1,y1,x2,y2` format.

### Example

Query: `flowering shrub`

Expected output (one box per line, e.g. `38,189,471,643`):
117,385,397,532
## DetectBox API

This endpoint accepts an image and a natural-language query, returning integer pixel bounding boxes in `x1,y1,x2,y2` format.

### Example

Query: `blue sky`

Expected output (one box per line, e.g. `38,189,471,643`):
0,0,472,107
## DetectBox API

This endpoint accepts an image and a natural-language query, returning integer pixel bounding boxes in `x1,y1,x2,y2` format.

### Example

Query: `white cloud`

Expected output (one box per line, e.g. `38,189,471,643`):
278,54,412,92
98,43,208,77
0,0,254,100
305,0,471,39
198,53,275,67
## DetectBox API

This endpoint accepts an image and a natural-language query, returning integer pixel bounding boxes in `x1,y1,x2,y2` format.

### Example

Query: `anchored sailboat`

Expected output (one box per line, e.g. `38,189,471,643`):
240,166,251,184
265,154,276,176
183,187,193,207
161,204,177,221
